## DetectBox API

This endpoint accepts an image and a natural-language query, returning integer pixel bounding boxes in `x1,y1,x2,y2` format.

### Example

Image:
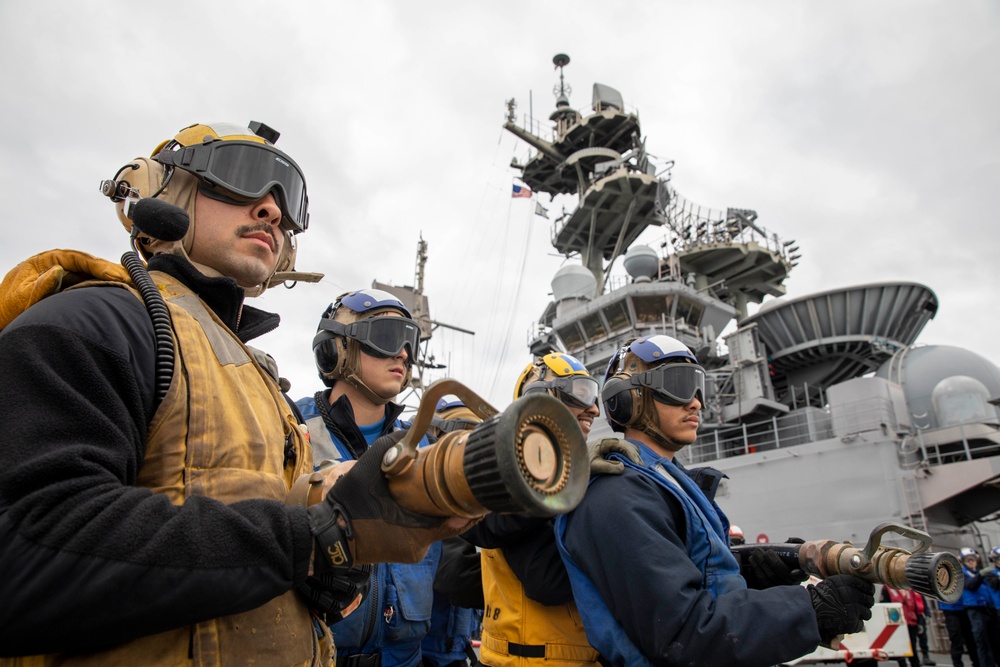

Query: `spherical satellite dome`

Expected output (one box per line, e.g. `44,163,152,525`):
623,245,659,282
875,345,1000,430
551,264,596,302
932,375,995,427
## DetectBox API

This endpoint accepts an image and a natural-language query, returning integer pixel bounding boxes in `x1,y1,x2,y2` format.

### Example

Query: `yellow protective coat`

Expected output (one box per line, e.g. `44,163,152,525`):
3,263,330,667
479,548,600,667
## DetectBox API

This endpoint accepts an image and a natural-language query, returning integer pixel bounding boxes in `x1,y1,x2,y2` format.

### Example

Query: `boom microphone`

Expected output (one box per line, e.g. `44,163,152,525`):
129,198,190,242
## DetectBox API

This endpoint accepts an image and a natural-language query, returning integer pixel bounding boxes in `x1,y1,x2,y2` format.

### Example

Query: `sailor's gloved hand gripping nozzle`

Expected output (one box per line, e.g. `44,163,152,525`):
294,379,589,610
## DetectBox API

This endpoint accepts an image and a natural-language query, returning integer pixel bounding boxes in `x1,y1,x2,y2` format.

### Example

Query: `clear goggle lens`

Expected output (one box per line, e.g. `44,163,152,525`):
525,375,599,409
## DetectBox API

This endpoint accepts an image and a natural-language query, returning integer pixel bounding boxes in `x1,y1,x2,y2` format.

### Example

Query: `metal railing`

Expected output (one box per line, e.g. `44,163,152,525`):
682,408,834,465
659,185,798,262
509,97,641,148
680,394,1000,467
915,422,1000,465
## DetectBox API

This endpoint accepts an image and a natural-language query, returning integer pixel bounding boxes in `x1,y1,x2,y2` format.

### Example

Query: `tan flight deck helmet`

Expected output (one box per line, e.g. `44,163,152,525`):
312,288,421,406
105,121,321,295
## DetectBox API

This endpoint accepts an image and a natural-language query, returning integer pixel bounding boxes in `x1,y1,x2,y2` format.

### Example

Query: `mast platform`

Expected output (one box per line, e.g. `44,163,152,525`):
552,167,662,260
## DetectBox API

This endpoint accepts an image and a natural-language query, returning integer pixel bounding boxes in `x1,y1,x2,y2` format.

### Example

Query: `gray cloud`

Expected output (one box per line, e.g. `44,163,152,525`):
2,0,996,406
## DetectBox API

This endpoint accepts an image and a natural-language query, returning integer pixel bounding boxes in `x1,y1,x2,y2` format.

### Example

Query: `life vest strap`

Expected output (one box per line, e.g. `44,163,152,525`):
481,631,601,662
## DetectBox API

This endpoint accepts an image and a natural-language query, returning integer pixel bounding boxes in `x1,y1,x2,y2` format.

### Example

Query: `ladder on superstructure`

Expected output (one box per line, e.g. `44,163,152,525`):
900,471,929,535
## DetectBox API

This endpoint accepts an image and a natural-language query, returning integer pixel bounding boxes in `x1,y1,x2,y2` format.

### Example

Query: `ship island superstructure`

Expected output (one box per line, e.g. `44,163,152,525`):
505,55,1000,562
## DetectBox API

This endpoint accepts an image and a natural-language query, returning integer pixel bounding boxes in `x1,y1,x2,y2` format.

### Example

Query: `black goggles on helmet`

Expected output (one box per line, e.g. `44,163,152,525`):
631,364,706,406
154,140,309,234
319,316,420,359
524,375,600,409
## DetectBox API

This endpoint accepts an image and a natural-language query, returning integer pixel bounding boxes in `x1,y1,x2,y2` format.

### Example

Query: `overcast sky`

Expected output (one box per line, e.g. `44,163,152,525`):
2,1,997,409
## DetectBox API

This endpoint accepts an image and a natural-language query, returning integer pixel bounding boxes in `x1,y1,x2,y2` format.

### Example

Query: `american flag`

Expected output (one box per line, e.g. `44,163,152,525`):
512,184,532,199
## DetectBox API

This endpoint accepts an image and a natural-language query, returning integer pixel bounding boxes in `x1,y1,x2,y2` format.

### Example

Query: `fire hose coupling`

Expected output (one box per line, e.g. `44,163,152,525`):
381,379,589,519
733,522,964,603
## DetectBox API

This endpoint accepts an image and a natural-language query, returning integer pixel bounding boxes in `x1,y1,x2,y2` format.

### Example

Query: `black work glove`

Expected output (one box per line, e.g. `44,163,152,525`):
297,564,371,623
984,571,999,590
740,548,809,589
807,575,875,647
588,438,643,476
309,430,476,567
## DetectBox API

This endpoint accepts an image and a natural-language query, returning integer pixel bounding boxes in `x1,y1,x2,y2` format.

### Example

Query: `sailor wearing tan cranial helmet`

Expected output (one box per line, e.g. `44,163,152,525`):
0,117,483,664
106,121,319,295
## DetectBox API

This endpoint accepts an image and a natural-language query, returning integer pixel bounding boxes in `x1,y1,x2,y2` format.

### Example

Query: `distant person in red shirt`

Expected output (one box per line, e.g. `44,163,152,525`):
883,585,926,667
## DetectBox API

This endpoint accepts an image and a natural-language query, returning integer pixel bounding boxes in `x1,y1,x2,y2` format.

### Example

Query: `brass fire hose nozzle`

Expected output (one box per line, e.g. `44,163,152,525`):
380,379,589,519
797,522,963,603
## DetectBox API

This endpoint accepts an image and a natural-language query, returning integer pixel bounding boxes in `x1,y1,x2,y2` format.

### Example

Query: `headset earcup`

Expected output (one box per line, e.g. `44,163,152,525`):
312,330,340,386
602,376,634,430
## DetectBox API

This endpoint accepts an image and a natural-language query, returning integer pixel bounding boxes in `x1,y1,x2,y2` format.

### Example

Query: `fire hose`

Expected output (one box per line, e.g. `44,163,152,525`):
731,522,963,603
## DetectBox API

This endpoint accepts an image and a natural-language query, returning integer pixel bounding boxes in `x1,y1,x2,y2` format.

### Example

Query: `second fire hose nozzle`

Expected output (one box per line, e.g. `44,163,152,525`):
732,522,963,603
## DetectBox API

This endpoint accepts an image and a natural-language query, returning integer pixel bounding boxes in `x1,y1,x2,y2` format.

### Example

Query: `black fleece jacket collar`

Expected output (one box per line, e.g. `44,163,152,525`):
146,254,280,343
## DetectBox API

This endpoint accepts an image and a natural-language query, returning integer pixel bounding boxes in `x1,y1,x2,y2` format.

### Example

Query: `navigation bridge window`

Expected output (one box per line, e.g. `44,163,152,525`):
675,298,705,327
557,300,633,351
557,323,586,350
581,312,608,341
633,295,705,328
603,300,631,333
634,295,672,324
